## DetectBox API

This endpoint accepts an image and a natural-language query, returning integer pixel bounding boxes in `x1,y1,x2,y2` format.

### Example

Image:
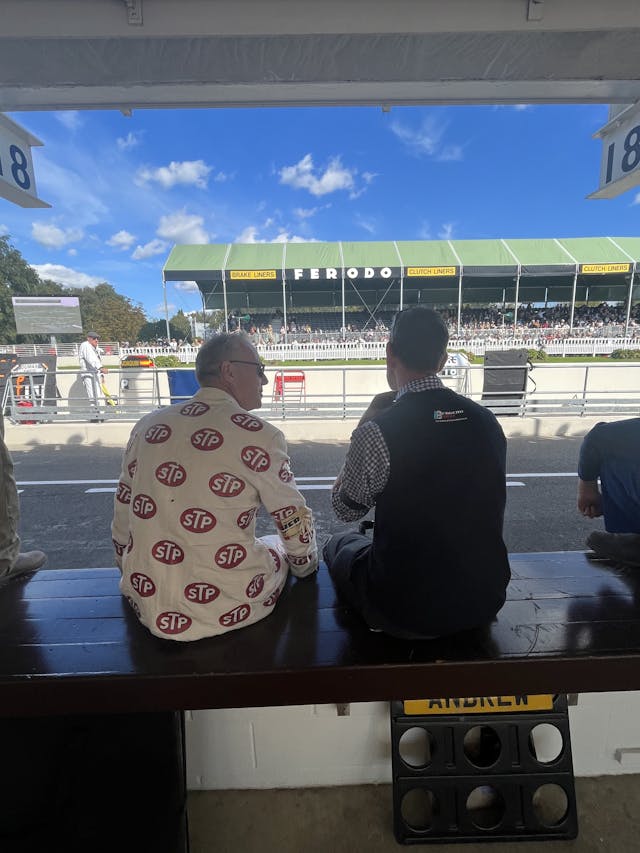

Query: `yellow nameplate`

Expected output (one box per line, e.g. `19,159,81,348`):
407,266,457,277
580,263,630,274
229,269,277,280
403,694,554,715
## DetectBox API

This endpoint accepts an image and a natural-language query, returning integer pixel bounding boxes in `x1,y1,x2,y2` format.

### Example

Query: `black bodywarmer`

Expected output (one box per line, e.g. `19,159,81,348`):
365,387,511,637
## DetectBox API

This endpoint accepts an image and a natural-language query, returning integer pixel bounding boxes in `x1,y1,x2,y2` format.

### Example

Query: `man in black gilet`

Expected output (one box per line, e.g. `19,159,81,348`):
324,307,510,639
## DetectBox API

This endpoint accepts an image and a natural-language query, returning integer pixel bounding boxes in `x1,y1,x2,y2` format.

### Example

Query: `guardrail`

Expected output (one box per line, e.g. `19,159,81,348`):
2,362,638,424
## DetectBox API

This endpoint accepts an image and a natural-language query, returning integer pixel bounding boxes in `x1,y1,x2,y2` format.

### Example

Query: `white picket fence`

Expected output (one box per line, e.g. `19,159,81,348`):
3,336,640,361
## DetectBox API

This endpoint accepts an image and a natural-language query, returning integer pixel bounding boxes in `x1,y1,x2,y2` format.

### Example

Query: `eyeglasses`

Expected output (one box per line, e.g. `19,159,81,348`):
229,360,267,378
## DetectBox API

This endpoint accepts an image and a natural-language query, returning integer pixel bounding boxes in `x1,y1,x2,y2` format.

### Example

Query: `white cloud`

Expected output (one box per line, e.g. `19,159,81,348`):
154,302,176,315
107,229,136,250
68,248,77,257
279,154,357,197
55,111,82,131
36,154,109,227
390,117,464,162
174,281,199,292
31,222,83,249
135,160,212,189
117,131,141,151
355,215,376,235
0,224,8,236
214,171,232,183
418,222,431,240
132,239,168,260
437,145,464,162
438,223,454,240
32,263,102,289
632,192,640,206
235,225,310,244
157,210,209,244
294,206,320,219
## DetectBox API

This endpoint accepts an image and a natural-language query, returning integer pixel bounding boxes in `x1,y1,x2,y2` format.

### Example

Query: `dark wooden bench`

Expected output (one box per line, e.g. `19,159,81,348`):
1,551,639,851
1,550,640,716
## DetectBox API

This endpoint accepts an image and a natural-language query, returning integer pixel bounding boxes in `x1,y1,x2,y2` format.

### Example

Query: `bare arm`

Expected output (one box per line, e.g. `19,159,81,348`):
577,478,602,519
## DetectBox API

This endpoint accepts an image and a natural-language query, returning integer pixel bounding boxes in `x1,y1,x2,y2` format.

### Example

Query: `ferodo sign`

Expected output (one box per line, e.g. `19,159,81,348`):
290,266,400,281
403,695,554,715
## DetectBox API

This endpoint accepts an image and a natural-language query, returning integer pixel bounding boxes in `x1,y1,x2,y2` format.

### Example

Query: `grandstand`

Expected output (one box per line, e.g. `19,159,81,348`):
163,237,640,341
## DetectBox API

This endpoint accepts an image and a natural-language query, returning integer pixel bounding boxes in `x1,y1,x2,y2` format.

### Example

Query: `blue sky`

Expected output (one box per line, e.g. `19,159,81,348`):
1,103,637,318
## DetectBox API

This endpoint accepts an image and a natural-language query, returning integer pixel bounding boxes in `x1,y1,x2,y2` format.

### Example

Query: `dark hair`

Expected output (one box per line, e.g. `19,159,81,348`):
388,307,449,371
195,332,245,383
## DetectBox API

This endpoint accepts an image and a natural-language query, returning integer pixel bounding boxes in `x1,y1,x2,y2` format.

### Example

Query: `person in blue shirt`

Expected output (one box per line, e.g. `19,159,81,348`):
577,418,640,566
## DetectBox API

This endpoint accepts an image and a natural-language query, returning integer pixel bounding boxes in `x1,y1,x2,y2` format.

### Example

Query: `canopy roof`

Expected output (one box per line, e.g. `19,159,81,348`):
163,237,640,310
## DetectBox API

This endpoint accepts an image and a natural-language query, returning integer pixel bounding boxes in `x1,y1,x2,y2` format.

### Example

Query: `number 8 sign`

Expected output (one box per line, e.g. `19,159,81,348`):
0,114,50,208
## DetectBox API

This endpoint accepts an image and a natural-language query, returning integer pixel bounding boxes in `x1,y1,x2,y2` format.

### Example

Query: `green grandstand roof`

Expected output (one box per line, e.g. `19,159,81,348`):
163,238,638,305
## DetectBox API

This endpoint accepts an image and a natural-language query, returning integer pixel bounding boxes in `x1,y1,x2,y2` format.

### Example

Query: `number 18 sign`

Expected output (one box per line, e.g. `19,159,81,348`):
589,102,640,200
0,113,50,208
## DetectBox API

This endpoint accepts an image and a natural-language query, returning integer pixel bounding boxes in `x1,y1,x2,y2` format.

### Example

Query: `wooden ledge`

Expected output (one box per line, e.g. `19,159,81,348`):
0,552,639,716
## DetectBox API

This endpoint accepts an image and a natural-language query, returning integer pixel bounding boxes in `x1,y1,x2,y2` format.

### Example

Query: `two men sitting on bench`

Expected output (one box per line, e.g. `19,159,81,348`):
111,310,512,641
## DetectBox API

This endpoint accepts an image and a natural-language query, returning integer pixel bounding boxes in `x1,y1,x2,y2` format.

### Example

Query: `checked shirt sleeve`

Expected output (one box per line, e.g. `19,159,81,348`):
331,420,390,522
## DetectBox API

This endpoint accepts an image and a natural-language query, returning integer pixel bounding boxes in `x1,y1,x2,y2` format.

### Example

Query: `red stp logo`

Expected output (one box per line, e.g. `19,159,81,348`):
116,481,131,504
263,588,281,607
151,540,185,565
267,548,282,572
145,423,172,444
180,507,216,533
241,445,271,473
209,472,245,497
231,412,263,432
219,604,251,627
246,574,265,598
184,582,220,603
127,459,137,478
289,553,313,567
279,460,294,483
131,572,156,597
132,493,157,519
215,543,247,569
236,507,257,530
156,611,192,635
181,401,210,417
190,427,224,451
271,505,295,526
155,461,187,487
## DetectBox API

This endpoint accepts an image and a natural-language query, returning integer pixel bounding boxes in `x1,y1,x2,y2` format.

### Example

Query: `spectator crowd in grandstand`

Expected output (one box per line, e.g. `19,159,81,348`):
132,302,639,350
220,302,640,346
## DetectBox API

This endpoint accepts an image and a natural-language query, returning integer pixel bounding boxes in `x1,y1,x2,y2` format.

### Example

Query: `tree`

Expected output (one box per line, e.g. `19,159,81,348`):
137,319,187,342
169,310,191,339
0,234,64,343
0,235,148,345
68,282,146,343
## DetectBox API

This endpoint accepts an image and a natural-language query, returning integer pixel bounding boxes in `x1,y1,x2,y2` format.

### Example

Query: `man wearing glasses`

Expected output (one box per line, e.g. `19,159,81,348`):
112,332,317,641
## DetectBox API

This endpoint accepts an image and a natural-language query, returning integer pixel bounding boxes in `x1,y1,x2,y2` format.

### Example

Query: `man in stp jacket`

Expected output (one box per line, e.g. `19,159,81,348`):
325,307,510,640
112,332,317,641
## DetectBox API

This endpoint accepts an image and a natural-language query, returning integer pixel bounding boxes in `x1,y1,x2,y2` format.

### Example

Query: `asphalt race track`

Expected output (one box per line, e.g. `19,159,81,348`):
9,429,601,572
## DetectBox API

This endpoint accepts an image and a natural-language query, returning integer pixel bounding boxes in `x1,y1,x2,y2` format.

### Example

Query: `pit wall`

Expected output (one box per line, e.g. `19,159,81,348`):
47,360,640,414
185,692,640,790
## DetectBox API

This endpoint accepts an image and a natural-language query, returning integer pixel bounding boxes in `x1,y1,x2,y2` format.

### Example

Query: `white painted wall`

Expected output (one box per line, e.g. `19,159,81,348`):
185,692,640,790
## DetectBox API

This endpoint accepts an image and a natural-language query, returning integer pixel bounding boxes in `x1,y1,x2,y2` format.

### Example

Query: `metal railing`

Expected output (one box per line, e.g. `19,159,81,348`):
2,362,638,424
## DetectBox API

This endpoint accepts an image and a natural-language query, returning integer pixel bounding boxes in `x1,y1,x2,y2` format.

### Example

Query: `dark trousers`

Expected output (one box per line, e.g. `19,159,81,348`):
323,531,436,640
